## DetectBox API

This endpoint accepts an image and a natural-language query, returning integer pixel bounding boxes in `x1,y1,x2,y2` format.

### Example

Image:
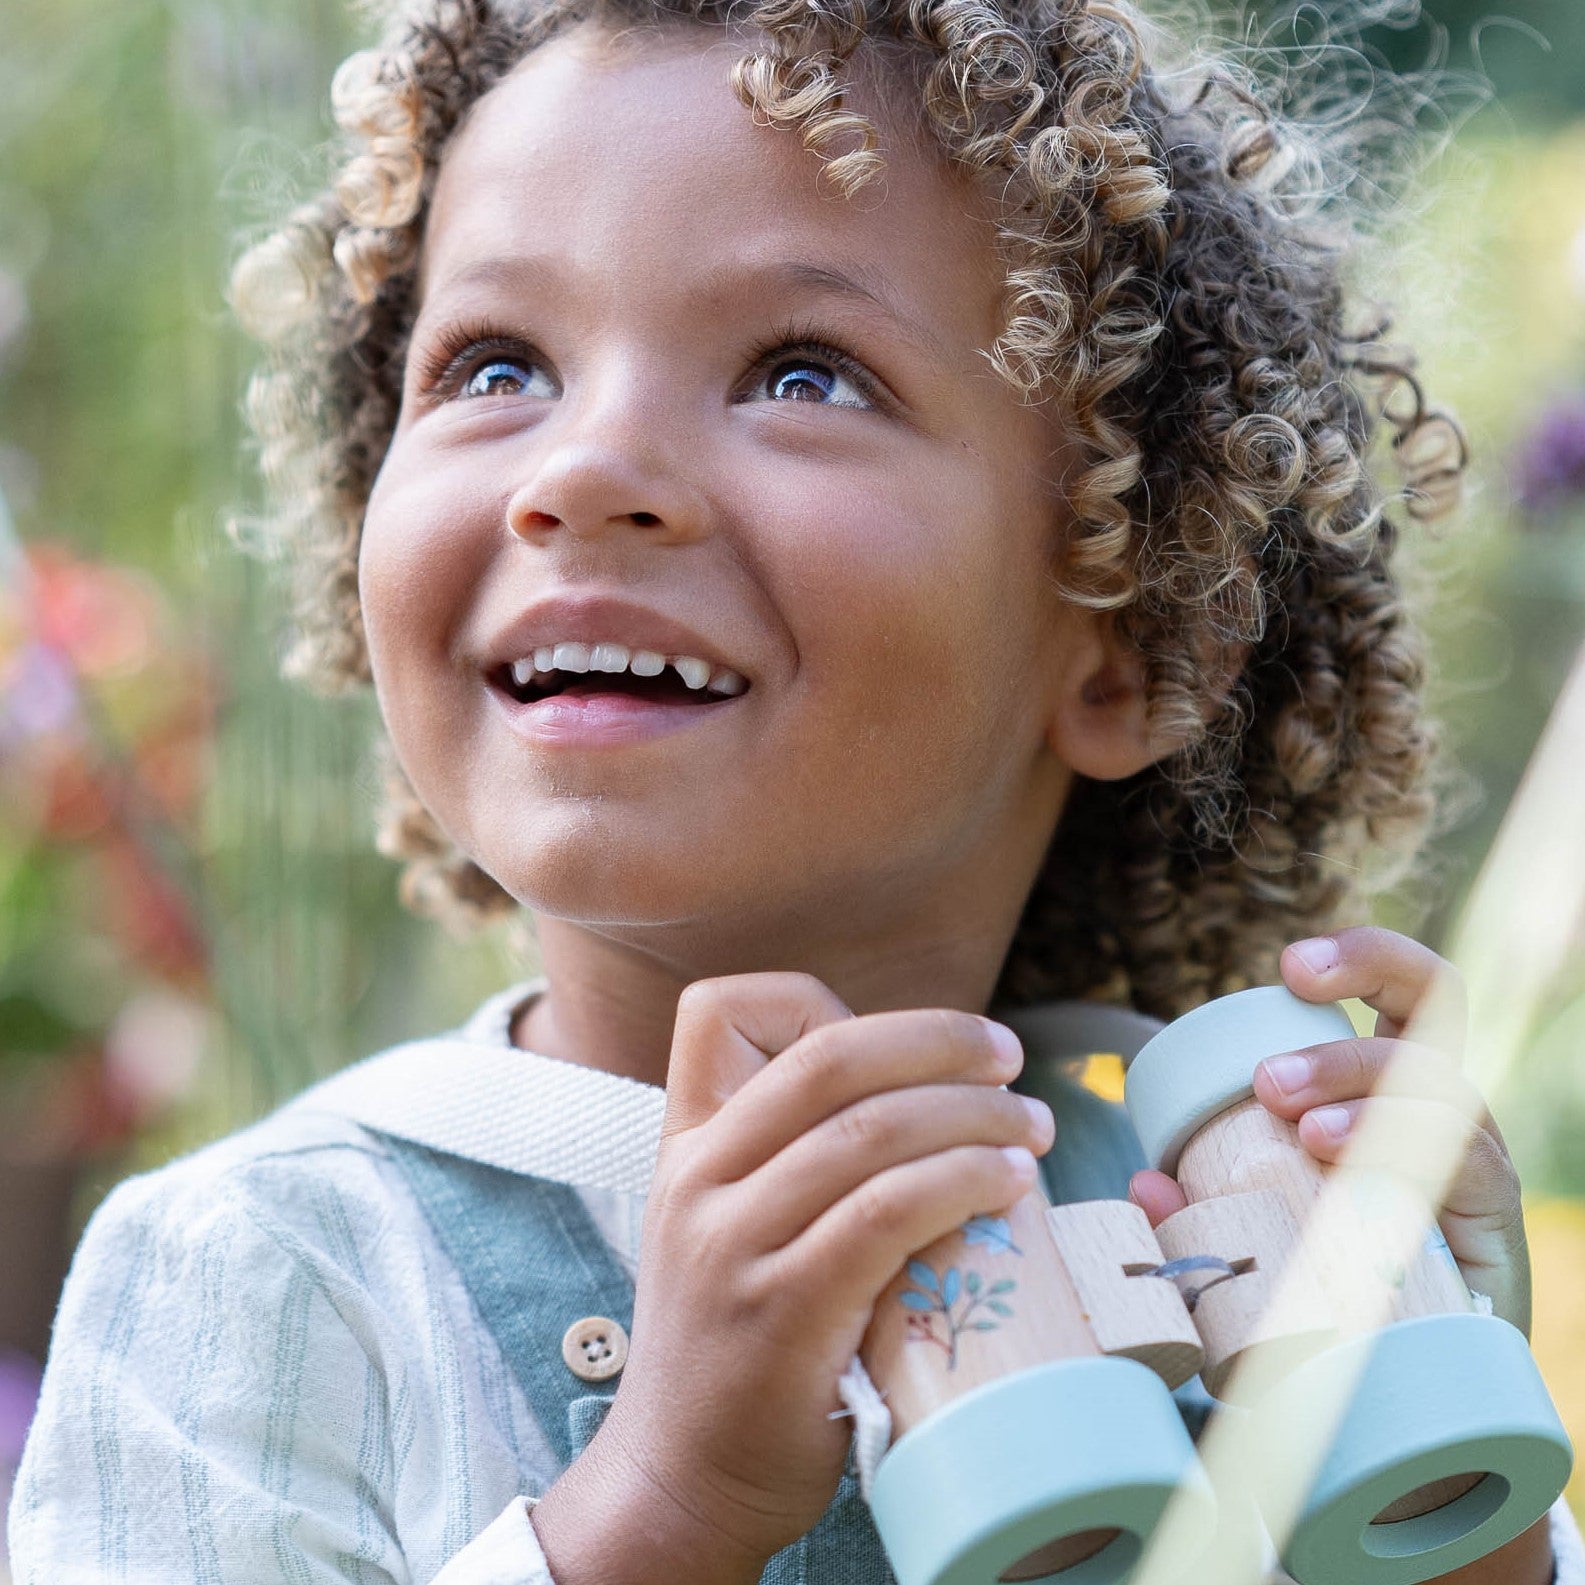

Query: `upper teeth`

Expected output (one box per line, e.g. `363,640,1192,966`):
510,642,748,697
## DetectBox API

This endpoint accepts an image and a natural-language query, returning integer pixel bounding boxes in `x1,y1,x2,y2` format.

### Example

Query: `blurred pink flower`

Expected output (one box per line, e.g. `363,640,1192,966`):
35,745,114,841
100,833,207,986
105,990,207,1120
0,535,216,1158
28,543,160,679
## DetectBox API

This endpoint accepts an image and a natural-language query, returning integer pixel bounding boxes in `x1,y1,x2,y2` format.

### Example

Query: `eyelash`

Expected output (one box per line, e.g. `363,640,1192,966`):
738,321,885,408
414,320,536,398
412,318,886,408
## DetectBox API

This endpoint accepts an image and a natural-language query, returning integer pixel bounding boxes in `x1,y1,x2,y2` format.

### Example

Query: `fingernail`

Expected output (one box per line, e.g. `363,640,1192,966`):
1309,1104,1350,1140
1262,1055,1312,1095
1291,937,1339,975
1002,1145,1038,1178
985,1021,1023,1070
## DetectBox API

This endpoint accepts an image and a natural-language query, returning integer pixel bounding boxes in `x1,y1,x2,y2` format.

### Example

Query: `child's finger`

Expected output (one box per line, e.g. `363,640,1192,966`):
702,1007,1024,1182
1275,1094,1530,1334
735,1084,1054,1248
1252,1035,1493,1132
1290,1095,1516,1215
774,1142,1040,1312
662,973,853,1140
1127,1169,1187,1229
1279,925,1467,1043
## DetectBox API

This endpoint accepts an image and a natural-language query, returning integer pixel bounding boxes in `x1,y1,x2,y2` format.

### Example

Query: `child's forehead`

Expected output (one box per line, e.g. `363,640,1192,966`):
418,24,1004,338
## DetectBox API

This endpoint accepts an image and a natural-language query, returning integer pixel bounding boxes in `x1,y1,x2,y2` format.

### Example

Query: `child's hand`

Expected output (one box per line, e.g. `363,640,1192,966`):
1128,926,1532,1337
533,972,1053,1585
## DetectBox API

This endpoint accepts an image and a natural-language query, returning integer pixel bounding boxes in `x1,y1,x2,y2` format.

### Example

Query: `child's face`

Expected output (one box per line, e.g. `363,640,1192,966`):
360,26,1112,961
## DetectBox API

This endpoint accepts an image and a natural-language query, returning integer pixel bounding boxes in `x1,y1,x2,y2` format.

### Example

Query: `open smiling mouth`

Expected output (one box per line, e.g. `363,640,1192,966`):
495,667,727,706
492,648,751,709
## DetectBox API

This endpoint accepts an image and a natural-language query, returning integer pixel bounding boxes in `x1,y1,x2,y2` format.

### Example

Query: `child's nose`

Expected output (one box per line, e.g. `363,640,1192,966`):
505,432,711,547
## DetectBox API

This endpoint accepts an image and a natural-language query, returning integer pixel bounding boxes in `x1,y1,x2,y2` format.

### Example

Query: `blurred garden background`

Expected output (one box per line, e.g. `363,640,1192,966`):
2,0,1584,1570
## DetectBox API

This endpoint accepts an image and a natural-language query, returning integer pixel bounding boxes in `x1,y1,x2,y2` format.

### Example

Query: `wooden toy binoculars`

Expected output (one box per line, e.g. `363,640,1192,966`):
861,988,1573,1585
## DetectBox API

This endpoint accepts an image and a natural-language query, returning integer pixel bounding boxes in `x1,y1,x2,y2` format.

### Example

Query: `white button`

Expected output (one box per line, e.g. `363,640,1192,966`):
562,1316,628,1382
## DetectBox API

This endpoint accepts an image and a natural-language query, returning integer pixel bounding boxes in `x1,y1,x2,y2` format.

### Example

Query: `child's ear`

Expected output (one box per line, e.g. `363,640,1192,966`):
1043,610,1166,782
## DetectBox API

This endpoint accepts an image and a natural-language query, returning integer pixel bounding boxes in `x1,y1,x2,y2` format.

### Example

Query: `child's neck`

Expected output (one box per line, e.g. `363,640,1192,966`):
511,904,1022,1088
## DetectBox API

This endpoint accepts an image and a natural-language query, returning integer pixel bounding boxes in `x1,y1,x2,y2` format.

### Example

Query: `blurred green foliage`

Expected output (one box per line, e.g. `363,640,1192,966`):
1250,0,1585,123
0,0,516,1146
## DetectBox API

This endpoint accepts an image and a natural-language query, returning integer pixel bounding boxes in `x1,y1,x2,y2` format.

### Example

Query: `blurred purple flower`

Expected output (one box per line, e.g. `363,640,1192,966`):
1513,393,1585,518
0,1349,41,1466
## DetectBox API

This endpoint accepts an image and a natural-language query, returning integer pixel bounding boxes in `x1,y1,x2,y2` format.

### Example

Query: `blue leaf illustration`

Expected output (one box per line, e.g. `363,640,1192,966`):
989,1300,1013,1317
962,1216,1022,1256
907,1260,939,1291
899,1291,935,1311
969,1320,998,1331
942,1267,961,1306
966,1271,982,1296
988,1278,1016,1296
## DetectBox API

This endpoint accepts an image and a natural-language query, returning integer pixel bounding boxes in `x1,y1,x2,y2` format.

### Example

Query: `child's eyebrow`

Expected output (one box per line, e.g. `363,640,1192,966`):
417,254,952,365
737,260,952,364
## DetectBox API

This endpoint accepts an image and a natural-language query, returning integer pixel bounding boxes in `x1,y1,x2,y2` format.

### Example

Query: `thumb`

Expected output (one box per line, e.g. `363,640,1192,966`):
1128,1168,1188,1230
663,972,853,1139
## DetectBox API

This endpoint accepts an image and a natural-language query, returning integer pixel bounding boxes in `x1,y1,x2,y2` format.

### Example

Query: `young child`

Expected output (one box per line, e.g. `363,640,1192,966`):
8,0,1580,1581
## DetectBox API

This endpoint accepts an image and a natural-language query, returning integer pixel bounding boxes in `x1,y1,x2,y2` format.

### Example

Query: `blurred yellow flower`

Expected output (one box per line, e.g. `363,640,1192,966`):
1526,1198,1585,1520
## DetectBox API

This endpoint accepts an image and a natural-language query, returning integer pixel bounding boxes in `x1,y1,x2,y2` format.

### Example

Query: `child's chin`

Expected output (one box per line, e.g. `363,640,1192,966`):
509,847,731,929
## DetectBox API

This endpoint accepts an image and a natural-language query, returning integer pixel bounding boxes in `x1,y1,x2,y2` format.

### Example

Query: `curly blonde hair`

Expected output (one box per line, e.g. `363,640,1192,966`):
231,0,1467,1019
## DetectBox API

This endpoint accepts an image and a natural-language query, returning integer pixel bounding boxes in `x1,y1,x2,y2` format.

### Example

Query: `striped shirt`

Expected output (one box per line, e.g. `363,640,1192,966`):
9,983,1582,1583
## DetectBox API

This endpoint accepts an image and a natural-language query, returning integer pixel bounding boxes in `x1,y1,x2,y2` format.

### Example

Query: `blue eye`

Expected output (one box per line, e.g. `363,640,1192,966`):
462,358,558,400
755,355,872,410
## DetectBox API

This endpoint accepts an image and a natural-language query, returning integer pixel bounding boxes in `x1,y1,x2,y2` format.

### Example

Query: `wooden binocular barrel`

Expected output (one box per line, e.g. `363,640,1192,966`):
1124,986,1573,1585
861,1186,1219,1585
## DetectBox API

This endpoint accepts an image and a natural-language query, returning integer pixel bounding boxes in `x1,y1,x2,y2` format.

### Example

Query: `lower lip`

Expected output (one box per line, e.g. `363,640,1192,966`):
490,683,746,746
